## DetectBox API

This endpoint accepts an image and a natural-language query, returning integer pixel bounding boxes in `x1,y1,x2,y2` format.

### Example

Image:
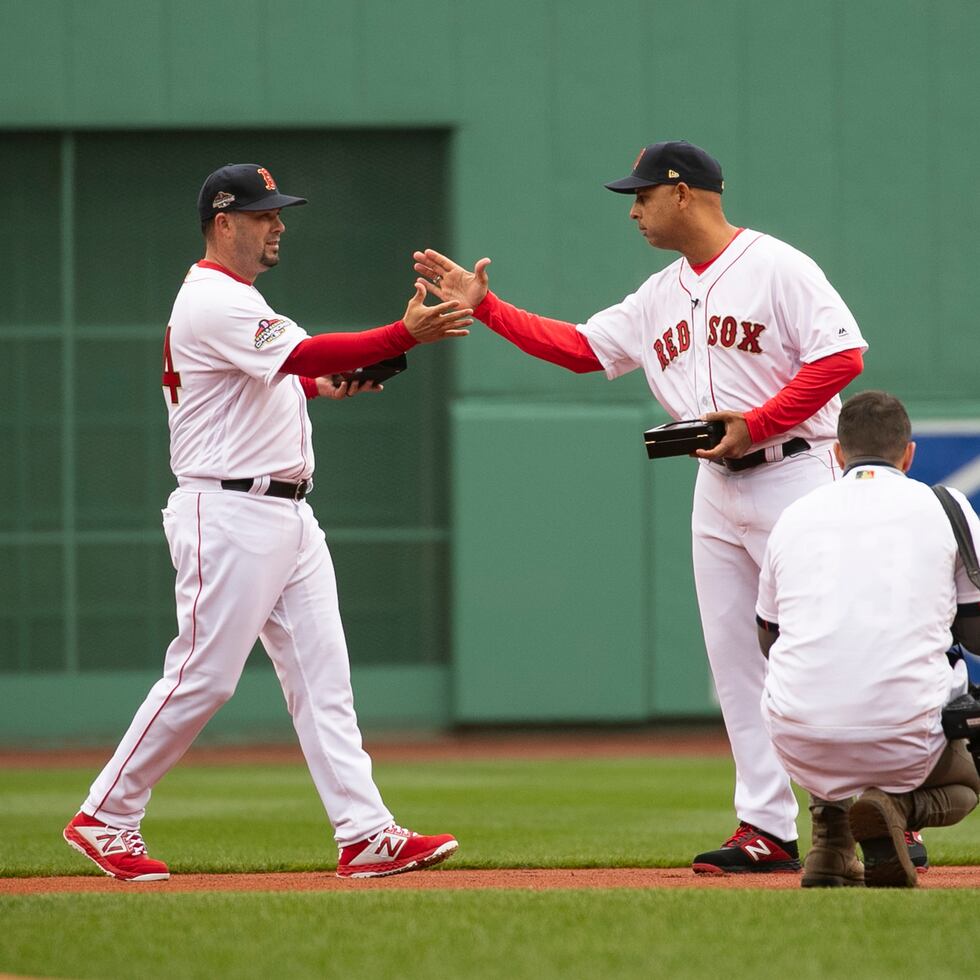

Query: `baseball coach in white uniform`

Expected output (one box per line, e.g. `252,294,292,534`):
757,390,980,888
412,140,871,873
63,163,471,881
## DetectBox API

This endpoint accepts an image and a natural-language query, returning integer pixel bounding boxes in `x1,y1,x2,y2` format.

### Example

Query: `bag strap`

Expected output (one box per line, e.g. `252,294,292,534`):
932,485,980,590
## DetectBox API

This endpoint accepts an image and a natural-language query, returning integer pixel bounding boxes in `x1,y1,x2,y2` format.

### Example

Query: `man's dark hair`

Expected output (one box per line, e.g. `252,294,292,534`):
837,390,912,461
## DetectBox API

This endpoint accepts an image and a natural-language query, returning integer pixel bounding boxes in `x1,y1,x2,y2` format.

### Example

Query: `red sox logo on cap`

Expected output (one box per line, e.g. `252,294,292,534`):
257,168,277,191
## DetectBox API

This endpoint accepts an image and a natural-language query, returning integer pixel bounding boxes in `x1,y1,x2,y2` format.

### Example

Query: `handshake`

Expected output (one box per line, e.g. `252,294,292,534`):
334,249,492,387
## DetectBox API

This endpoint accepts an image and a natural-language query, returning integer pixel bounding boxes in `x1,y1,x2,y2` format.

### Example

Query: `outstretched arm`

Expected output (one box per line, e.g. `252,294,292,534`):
472,292,603,373
413,250,603,374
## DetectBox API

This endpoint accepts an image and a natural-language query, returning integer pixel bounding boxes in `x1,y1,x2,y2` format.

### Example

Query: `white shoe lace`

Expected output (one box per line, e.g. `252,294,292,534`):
379,824,417,839
123,830,149,856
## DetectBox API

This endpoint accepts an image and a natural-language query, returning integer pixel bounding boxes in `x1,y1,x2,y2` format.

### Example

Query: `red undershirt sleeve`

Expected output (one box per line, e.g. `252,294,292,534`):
743,348,864,443
280,321,418,378
299,376,319,399
473,291,604,374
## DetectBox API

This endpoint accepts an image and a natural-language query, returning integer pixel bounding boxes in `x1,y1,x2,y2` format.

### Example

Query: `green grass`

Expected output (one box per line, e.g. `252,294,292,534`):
3,755,980,979
2,756,772,875
2,890,978,980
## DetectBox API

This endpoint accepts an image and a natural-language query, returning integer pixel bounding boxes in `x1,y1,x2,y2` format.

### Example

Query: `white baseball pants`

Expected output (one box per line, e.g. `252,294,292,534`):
83,487,393,846
691,446,839,842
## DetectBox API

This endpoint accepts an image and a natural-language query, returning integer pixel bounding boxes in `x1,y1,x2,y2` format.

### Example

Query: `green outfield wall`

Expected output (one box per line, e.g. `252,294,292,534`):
1,0,978,742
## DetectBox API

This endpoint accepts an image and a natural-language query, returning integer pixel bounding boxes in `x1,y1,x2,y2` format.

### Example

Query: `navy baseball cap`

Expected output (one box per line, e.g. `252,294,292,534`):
198,163,308,223
604,141,724,194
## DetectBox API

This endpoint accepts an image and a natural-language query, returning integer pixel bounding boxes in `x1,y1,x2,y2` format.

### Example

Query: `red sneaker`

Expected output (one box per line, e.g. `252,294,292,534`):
63,812,170,881
337,824,458,878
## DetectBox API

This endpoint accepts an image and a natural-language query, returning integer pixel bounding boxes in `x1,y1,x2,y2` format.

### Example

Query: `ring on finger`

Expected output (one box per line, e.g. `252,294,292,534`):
432,275,443,285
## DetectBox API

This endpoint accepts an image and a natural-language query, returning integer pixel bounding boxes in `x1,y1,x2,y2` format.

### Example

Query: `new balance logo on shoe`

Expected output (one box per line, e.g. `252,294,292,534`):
743,839,773,862
374,831,408,859
95,831,128,856
337,824,459,879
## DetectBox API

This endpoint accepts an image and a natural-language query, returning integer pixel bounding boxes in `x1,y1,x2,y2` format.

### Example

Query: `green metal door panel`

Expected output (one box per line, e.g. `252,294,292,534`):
0,129,454,693
451,401,652,722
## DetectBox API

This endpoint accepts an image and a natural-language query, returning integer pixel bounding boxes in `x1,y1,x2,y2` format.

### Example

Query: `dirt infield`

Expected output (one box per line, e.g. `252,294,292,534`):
4,867,980,893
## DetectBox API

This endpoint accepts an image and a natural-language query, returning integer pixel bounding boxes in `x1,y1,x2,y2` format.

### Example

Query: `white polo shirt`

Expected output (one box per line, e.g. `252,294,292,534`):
757,463,980,729
163,262,312,482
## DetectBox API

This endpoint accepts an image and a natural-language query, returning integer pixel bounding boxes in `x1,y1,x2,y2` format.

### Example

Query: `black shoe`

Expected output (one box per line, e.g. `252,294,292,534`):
692,822,801,874
905,830,929,872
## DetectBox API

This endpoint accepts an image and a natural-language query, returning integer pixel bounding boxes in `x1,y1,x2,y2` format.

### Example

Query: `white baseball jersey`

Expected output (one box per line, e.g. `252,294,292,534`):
575,229,867,840
578,230,867,447
82,257,397,844
163,262,313,481
757,465,980,797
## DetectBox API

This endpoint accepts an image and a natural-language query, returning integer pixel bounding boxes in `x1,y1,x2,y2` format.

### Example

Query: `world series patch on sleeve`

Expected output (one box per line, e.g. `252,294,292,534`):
643,419,725,459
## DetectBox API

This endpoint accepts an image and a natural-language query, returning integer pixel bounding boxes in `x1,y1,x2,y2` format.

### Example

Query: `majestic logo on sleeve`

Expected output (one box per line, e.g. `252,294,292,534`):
653,315,767,371
254,318,288,349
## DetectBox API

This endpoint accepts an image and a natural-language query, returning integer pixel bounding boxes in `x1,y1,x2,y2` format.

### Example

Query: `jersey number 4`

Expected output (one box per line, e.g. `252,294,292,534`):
162,326,182,405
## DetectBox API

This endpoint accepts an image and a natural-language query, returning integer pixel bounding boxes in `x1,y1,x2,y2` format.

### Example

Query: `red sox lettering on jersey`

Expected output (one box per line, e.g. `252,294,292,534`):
653,316,767,370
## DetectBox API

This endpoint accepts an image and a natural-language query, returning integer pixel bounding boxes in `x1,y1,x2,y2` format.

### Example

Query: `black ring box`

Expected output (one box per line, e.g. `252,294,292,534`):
643,419,725,459
332,353,408,384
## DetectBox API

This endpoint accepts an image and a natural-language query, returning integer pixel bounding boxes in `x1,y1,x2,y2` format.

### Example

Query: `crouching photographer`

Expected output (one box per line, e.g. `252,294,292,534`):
755,391,980,888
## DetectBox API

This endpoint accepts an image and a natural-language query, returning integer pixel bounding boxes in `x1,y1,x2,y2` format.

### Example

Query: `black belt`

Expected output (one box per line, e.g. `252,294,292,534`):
220,478,312,500
714,438,811,473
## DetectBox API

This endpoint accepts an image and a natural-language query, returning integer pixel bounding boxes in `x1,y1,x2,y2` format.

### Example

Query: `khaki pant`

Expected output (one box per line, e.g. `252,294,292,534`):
900,738,980,829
